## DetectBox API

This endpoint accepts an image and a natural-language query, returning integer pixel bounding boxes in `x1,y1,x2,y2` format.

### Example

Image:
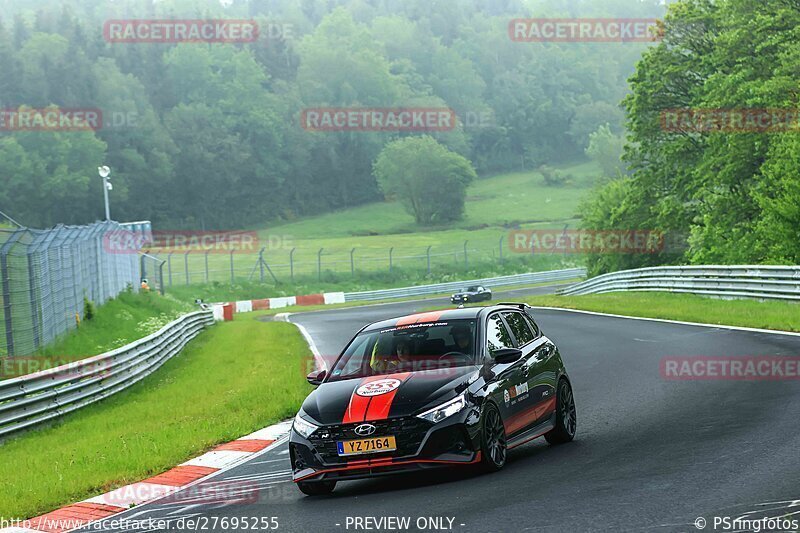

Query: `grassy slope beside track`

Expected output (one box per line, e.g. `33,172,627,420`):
423,292,800,333
2,291,193,380
523,292,800,332
163,161,600,301
0,316,312,520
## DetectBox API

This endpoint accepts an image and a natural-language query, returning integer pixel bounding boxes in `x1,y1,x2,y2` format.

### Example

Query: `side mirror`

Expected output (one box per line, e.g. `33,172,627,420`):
493,348,523,365
306,369,326,386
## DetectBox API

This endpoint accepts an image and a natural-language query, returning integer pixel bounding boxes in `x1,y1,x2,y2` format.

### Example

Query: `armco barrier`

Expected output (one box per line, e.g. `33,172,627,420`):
557,265,800,301
343,268,587,302
0,310,214,438
212,268,587,320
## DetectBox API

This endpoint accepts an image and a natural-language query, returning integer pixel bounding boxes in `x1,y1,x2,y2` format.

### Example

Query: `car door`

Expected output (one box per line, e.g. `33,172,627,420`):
485,312,529,436
501,311,556,431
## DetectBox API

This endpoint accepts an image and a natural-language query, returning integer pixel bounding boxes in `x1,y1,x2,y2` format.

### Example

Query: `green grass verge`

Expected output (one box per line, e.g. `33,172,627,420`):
522,292,800,332
2,291,194,381
0,316,312,520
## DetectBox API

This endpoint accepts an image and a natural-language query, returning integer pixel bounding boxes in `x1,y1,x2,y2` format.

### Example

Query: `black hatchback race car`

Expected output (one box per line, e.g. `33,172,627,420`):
289,303,576,495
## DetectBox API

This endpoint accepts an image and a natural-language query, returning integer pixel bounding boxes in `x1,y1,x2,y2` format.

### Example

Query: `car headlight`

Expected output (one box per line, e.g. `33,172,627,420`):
293,412,319,438
416,392,468,424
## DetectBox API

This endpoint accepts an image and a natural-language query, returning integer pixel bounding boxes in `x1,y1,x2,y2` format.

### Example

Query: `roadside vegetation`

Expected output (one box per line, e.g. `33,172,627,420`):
1,290,193,381
0,317,312,520
581,1,800,276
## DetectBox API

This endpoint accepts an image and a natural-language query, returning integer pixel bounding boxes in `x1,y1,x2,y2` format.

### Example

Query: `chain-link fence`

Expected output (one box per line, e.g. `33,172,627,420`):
151,234,578,287
0,221,151,357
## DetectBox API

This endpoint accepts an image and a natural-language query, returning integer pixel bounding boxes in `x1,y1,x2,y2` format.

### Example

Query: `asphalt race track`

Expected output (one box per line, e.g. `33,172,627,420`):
79,287,800,533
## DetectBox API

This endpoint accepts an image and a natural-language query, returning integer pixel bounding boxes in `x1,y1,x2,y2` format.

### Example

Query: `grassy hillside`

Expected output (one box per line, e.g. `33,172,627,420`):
162,161,601,295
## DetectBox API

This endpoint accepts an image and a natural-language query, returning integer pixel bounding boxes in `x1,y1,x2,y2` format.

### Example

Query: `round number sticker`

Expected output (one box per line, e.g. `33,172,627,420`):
356,378,402,397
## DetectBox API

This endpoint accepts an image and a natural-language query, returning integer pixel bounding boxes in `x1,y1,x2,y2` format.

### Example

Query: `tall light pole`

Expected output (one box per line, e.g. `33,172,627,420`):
98,166,112,221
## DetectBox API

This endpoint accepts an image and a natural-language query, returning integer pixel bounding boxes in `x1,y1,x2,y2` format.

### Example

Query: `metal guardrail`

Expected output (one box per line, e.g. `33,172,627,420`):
344,268,587,302
0,310,214,438
557,265,800,301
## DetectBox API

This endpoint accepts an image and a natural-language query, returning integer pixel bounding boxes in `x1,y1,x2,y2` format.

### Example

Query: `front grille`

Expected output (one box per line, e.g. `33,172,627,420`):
308,417,432,464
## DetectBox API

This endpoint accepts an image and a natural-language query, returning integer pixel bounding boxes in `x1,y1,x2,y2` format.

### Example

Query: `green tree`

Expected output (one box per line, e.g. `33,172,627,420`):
373,136,476,225
585,124,626,179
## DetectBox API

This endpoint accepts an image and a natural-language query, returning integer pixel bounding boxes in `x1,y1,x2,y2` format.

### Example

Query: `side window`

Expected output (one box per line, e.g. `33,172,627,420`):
522,314,541,338
334,334,374,378
502,312,535,346
486,314,514,356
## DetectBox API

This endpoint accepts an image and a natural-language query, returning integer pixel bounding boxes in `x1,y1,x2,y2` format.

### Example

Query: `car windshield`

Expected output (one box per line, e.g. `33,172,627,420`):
327,319,478,382
467,286,479,291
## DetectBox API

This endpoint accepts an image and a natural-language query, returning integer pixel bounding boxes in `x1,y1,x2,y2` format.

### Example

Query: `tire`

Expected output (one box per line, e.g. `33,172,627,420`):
545,378,577,445
479,402,507,472
297,480,336,496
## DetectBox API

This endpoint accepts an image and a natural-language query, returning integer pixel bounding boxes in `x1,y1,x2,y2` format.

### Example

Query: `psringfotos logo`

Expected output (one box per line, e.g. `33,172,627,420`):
301,108,457,132
509,18,660,43
103,19,259,43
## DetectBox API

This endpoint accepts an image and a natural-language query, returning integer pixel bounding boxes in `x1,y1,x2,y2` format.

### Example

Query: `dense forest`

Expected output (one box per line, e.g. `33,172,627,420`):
0,0,662,229
581,0,800,273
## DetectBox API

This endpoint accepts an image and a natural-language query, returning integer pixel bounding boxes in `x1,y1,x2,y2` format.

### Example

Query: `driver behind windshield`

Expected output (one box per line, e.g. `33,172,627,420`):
331,320,477,381
447,324,472,354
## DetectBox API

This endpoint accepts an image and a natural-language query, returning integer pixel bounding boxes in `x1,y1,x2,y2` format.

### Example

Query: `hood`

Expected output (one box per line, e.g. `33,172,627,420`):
300,366,478,426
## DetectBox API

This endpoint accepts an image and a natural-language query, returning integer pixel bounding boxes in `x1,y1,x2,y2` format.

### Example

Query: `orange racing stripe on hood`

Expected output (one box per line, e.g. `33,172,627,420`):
342,372,412,424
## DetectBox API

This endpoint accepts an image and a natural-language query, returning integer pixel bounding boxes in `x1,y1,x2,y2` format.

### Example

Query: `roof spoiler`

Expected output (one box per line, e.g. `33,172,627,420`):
496,302,532,310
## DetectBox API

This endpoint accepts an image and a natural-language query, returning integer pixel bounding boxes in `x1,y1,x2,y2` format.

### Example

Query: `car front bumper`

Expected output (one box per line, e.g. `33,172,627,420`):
290,408,482,483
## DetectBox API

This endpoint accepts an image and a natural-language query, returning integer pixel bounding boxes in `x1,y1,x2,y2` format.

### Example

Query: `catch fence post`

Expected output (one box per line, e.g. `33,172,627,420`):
426,246,432,275
498,235,504,263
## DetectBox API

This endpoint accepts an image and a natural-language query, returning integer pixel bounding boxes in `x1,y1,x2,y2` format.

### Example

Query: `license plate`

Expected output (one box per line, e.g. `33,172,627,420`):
336,436,397,456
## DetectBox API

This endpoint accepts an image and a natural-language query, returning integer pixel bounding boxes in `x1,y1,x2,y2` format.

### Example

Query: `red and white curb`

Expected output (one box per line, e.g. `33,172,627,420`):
211,292,345,321
1,421,293,533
